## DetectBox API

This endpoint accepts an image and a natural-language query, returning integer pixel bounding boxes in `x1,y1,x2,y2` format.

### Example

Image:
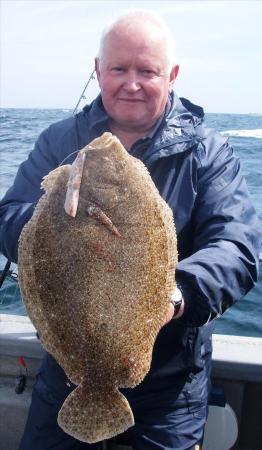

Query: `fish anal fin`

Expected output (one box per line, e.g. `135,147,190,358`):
57,381,134,444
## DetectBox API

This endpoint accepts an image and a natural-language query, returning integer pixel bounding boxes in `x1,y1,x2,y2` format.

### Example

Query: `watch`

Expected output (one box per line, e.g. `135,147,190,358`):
171,286,183,318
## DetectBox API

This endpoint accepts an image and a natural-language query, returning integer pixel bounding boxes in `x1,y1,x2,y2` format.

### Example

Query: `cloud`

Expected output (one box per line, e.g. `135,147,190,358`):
180,57,225,72
1,0,262,112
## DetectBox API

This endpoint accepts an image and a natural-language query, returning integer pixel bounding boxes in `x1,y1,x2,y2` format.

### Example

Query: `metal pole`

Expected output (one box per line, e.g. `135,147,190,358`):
73,69,96,115
0,259,11,289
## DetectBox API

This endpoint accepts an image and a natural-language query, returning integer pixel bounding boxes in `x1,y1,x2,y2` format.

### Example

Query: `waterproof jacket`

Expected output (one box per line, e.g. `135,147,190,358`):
0,93,260,388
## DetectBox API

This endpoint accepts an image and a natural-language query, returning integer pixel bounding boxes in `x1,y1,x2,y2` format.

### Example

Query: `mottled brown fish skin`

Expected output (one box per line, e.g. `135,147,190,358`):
18,132,177,443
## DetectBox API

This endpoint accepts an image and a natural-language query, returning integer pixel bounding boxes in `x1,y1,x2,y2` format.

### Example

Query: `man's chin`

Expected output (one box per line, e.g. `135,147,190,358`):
114,115,149,130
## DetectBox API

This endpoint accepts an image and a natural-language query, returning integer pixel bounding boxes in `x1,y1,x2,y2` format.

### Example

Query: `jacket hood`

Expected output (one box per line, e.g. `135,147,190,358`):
142,92,205,164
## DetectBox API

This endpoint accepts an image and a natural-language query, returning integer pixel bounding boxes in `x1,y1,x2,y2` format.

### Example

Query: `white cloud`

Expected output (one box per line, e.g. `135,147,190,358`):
1,0,262,112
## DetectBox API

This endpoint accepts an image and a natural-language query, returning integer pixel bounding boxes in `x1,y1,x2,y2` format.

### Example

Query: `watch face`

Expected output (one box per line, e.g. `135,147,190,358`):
171,287,182,303
171,287,183,318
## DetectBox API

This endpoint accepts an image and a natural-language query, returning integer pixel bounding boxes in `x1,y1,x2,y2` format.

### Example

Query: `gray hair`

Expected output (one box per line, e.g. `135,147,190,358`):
97,10,177,71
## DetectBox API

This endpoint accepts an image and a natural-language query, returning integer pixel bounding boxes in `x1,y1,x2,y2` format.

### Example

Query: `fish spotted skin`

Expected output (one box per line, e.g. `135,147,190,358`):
18,132,177,443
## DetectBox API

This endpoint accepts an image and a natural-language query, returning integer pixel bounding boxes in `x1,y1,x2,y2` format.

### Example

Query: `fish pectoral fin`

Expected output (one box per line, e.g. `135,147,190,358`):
57,381,134,444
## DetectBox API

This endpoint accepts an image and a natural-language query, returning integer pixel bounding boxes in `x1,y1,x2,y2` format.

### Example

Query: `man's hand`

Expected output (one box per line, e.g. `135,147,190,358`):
163,298,185,326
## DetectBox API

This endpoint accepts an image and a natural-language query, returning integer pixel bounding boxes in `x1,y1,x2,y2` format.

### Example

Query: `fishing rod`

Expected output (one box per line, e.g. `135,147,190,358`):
73,69,96,115
0,258,11,289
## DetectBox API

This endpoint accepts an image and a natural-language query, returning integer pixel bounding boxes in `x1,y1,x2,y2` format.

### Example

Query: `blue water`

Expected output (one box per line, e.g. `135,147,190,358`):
0,108,261,337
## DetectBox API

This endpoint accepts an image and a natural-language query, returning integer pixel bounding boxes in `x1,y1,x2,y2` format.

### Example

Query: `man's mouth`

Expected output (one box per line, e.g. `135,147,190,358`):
118,98,145,103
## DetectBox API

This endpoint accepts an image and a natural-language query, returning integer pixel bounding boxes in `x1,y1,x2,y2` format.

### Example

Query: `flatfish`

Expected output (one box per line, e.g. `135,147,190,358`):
18,132,177,443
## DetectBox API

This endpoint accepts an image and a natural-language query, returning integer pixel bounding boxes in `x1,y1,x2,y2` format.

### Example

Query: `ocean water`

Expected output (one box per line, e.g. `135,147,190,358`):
0,107,261,337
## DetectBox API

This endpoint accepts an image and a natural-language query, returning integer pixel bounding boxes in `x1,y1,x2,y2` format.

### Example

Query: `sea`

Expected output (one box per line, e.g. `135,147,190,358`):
0,107,261,337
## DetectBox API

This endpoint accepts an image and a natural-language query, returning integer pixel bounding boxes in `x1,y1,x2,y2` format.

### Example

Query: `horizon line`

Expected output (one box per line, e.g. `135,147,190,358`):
1,106,261,116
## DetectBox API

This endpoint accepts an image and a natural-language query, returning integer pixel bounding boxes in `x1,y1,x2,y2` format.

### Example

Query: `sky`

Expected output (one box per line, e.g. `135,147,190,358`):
1,0,262,113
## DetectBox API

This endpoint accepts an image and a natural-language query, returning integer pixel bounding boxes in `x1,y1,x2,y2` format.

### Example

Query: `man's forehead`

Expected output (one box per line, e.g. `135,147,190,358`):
102,46,167,72
105,53,163,71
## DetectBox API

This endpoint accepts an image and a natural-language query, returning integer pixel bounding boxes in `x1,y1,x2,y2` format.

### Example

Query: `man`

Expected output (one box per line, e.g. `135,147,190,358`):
0,10,260,450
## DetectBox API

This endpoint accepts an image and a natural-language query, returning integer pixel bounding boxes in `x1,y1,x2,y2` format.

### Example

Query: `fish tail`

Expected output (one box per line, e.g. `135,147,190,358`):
57,381,134,443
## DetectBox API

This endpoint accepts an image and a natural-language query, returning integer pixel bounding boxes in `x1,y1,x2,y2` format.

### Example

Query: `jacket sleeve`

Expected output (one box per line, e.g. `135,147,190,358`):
0,128,60,263
175,138,261,327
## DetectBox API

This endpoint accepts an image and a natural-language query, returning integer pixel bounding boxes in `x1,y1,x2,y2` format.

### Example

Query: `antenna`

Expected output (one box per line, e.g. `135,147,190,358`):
73,69,96,115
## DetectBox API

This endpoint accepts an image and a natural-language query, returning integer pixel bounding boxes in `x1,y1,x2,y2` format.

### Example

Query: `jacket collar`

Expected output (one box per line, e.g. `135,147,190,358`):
141,93,205,163
82,92,205,162
82,95,109,132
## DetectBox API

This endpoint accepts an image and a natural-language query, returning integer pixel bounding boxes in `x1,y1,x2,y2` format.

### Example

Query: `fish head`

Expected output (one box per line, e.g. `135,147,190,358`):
64,133,131,217
80,148,129,211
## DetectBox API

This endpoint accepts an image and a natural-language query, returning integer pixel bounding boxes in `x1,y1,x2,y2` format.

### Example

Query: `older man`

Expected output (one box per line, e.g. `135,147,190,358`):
0,10,260,450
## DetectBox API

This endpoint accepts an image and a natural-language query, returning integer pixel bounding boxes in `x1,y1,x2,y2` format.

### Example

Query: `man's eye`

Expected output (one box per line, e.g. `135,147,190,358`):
111,67,124,72
141,69,155,76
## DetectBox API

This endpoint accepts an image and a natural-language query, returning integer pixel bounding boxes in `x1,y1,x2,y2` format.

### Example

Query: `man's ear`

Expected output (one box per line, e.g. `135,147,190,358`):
95,58,101,85
169,65,179,93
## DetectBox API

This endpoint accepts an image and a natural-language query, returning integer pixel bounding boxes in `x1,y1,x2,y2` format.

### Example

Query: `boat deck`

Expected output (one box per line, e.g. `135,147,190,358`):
1,314,262,450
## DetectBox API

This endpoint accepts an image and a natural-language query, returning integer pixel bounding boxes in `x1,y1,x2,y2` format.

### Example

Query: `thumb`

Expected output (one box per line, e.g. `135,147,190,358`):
163,303,174,326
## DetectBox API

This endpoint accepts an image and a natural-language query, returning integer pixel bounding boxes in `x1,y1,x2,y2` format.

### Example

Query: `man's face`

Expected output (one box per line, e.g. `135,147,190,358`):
95,26,179,132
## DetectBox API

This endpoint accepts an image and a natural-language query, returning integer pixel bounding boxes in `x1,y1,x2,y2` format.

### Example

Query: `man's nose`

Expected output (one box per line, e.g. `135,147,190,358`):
123,71,141,92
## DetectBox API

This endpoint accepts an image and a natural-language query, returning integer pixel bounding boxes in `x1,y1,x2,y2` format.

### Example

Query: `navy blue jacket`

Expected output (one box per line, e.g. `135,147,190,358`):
0,93,260,388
